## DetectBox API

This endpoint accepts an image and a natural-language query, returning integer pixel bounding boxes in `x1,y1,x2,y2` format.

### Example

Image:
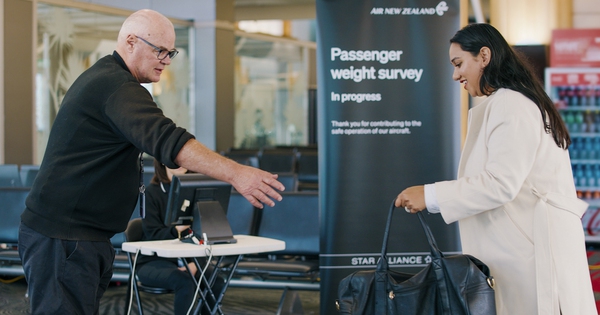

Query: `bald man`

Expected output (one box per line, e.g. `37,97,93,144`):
18,9,284,314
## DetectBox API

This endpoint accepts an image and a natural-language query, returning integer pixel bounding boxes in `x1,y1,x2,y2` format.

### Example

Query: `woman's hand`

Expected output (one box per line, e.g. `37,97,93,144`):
179,262,198,277
395,185,426,213
175,225,190,233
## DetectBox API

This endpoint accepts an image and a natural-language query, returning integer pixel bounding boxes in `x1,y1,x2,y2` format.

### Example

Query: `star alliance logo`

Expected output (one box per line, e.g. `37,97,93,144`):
370,1,450,16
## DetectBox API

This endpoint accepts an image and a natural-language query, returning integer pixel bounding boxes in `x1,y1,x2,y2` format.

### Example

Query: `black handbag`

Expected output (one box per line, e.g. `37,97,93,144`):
336,200,497,315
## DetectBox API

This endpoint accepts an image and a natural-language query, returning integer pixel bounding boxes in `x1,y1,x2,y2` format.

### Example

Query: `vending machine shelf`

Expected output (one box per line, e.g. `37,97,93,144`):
545,67,600,239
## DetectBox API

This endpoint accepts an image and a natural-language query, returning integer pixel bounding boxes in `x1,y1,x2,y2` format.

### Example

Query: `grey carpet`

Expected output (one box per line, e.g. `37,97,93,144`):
0,276,320,315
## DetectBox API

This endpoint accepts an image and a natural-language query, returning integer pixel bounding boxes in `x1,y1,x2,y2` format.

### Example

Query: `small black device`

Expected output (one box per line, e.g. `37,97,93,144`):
164,174,237,245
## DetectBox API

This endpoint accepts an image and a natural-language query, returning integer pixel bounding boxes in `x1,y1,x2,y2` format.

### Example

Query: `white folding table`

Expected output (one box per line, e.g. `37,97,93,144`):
122,235,285,315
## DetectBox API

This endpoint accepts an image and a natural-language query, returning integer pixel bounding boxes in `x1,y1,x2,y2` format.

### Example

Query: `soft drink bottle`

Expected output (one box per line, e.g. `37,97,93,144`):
574,111,584,133
594,138,600,161
557,86,568,107
577,164,586,187
579,86,588,106
569,137,579,160
577,164,587,188
587,163,596,187
583,138,594,160
564,111,575,132
588,111,597,133
588,138,597,160
566,86,575,106
589,86,596,106
571,86,580,106
595,164,600,191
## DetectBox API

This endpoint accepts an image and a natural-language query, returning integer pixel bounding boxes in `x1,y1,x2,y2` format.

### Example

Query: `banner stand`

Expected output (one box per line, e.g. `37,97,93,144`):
316,1,464,313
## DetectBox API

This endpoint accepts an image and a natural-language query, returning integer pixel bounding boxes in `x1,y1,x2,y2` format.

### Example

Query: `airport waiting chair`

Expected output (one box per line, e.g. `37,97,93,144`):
124,218,173,315
227,191,259,236
232,191,320,310
0,164,22,187
296,151,318,191
223,148,261,168
276,173,298,192
258,149,297,173
19,164,40,187
0,187,30,277
234,191,320,281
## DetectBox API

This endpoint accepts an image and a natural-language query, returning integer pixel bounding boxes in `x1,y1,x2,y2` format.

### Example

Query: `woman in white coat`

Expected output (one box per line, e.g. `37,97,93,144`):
396,23,596,315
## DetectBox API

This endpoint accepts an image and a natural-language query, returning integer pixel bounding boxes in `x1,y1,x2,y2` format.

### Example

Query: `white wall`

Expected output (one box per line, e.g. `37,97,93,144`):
573,0,600,28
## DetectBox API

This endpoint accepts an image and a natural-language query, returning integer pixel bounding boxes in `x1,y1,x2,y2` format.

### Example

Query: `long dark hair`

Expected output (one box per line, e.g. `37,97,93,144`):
450,23,570,149
151,159,169,185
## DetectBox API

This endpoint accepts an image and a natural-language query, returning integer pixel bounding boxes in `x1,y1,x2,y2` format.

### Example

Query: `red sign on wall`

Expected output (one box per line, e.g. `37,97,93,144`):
548,72,600,86
551,29,600,68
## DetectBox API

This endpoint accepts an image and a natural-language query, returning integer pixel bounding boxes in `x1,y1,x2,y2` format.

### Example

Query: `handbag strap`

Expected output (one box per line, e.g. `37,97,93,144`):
378,199,444,270
375,199,449,314
413,204,451,313
377,200,395,271
416,210,443,259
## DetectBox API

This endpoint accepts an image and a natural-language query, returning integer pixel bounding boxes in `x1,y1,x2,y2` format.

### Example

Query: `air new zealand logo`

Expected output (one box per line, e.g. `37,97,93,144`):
370,1,449,17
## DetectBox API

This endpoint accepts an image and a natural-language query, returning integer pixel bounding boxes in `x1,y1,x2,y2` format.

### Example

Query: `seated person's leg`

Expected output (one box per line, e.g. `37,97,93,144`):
137,259,197,315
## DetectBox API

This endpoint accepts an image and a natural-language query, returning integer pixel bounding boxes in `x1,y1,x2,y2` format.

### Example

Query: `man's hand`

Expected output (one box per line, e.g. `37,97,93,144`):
231,165,284,208
175,139,285,208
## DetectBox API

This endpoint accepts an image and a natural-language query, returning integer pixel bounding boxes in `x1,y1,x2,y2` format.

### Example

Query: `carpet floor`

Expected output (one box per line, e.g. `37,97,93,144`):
0,276,320,315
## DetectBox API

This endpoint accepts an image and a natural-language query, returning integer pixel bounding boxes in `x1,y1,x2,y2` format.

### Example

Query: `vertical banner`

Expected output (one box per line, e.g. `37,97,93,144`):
316,1,462,314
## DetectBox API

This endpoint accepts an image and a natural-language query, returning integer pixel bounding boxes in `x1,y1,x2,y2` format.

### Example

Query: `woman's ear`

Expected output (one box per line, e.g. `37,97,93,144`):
479,46,491,67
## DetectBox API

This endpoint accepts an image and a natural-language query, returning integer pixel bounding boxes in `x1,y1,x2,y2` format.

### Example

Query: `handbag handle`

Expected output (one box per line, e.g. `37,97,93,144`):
417,208,444,259
374,199,448,314
378,199,444,271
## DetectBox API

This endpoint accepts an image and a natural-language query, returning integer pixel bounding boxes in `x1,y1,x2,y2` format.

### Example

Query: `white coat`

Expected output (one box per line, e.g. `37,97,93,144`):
434,89,596,315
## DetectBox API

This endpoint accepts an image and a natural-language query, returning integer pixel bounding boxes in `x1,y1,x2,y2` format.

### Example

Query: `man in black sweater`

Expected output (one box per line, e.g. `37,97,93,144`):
18,9,284,315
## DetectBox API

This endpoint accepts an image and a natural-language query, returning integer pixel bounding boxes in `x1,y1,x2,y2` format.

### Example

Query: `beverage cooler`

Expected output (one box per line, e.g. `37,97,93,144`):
545,68,600,242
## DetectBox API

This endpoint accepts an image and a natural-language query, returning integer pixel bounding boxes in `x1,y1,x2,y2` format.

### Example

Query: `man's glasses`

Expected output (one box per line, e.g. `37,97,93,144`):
135,36,178,60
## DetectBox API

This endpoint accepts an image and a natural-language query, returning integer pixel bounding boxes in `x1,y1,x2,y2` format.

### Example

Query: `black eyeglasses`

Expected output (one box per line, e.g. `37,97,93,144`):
135,35,179,60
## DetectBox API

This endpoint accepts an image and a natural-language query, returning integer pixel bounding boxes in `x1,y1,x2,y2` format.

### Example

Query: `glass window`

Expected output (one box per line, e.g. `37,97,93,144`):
234,33,314,148
35,4,192,163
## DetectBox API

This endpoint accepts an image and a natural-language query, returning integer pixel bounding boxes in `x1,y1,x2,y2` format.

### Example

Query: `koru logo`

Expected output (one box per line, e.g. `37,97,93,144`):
436,1,449,16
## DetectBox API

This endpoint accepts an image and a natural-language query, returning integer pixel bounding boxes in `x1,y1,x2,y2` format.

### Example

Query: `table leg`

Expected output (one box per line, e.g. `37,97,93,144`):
191,254,244,315
126,251,145,315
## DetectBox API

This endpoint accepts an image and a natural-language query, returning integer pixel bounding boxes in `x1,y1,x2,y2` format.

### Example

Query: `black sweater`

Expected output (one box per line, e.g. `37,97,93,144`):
22,52,194,241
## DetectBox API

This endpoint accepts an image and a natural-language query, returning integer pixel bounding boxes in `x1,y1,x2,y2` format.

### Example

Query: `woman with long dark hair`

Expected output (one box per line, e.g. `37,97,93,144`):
396,23,595,314
135,160,224,315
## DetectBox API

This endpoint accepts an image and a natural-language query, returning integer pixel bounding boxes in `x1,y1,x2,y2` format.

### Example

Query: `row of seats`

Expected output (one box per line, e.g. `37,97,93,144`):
222,146,319,191
1,187,321,291
1,149,321,290
0,187,30,277
0,164,39,187
1,144,319,189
